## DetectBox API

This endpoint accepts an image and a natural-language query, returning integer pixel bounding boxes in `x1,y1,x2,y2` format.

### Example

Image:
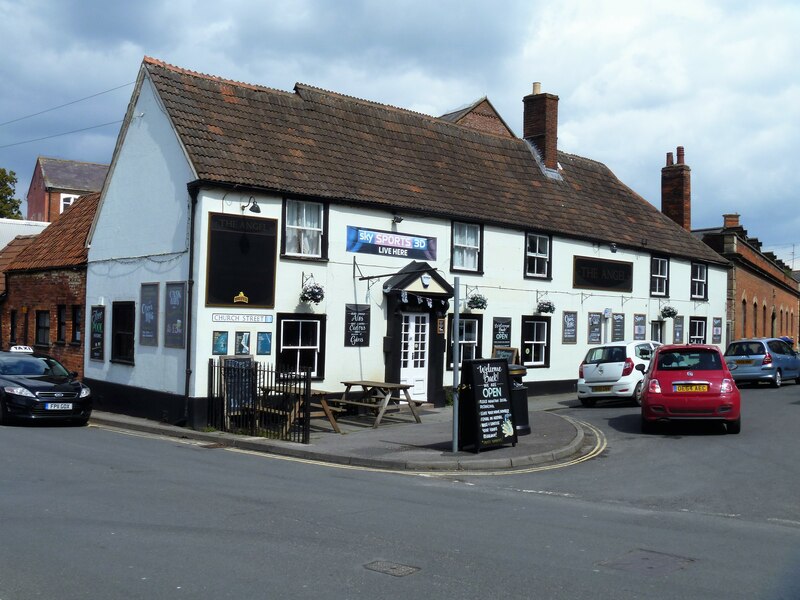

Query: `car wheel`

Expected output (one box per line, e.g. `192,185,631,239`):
641,417,656,434
579,397,597,408
772,370,782,388
633,381,644,406
727,418,741,434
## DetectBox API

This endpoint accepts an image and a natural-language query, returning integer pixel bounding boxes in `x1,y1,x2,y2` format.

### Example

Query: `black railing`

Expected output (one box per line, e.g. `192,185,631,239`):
207,359,311,444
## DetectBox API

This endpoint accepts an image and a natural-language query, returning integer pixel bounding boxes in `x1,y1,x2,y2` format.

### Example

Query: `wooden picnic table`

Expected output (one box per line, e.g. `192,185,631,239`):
336,380,422,428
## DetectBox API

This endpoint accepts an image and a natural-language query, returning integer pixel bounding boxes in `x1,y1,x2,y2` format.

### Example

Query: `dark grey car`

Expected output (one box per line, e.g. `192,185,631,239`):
723,338,800,387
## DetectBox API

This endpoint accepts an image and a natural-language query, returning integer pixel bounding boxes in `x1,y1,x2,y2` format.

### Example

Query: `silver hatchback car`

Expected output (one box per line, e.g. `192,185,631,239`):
577,340,661,407
723,338,800,387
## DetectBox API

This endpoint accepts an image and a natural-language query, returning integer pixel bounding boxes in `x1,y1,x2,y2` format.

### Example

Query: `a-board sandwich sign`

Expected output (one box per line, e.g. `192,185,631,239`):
457,358,517,453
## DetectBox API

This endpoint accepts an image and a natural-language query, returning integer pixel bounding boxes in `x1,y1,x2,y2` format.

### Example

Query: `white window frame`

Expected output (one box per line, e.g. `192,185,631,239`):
452,222,481,272
691,263,707,299
284,199,323,258
450,317,479,368
522,317,549,367
60,193,79,213
526,233,550,278
651,256,669,296
689,317,707,344
279,317,322,376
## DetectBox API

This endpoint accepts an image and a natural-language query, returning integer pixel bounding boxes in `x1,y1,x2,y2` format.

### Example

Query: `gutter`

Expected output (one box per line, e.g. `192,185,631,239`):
183,182,200,425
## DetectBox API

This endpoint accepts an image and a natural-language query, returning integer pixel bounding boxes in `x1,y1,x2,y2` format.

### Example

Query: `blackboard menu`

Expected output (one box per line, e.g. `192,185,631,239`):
90,305,104,361
222,355,254,412
345,304,370,346
458,358,517,453
673,315,684,344
140,283,159,346
165,282,186,348
493,317,512,347
712,317,722,344
633,314,647,340
588,312,602,344
612,313,625,342
562,311,577,344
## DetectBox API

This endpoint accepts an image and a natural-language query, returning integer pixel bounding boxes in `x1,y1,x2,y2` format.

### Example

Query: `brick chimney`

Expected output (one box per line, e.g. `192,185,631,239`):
661,146,691,231
723,213,740,228
523,82,559,170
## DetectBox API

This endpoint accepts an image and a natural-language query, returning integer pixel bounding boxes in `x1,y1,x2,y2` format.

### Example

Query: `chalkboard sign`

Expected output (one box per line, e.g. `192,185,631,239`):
712,317,722,344
493,317,512,347
633,314,647,341
588,312,602,344
562,311,577,344
140,283,159,346
458,358,517,453
673,315,684,344
164,282,186,348
491,346,519,364
345,304,370,347
612,313,625,342
222,355,254,412
90,305,105,361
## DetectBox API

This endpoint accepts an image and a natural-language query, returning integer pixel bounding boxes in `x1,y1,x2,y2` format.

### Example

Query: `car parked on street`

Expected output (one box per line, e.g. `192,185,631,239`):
723,337,800,387
0,346,92,425
577,340,661,407
639,344,741,434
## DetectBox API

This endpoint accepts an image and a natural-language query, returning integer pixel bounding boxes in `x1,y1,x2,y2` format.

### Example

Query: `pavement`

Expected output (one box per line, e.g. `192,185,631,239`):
89,393,600,473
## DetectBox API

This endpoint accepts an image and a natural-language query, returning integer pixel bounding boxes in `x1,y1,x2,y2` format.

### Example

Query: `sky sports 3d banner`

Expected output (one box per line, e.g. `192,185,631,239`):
346,226,437,260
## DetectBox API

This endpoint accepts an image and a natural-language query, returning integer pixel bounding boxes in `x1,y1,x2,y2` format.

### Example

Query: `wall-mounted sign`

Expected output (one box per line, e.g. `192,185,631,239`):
573,256,633,292
345,304,370,347
212,313,273,324
165,282,186,348
493,317,512,347
612,313,625,342
712,317,723,344
346,226,437,260
212,331,229,355
633,314,647,340
257,332,272,355
234,331,251,355
90,305,105,361
673,315,685,344
140,283,159,346
588,312,602,344
562,311,577,344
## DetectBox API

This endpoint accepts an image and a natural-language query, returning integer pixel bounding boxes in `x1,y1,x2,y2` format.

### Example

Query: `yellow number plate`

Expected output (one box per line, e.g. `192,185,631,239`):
735,360,752,365
674,384,708,393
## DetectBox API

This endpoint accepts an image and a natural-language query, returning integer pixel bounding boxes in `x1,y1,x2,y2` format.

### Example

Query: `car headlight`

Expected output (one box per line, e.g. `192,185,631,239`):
79,385,91,398
3,386,35,398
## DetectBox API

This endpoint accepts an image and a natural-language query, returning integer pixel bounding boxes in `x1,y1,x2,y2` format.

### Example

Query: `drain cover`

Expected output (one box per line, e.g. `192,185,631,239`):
364,561,419,577
599,549,694,576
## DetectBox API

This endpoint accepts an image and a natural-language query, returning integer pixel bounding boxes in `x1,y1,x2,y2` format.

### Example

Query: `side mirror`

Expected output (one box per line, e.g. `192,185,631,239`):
726,362,737,371
635,364,646,373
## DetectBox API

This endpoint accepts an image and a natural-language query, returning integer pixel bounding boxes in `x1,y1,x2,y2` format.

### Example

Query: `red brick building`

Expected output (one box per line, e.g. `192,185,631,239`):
1,193,99,375
25,157,107,222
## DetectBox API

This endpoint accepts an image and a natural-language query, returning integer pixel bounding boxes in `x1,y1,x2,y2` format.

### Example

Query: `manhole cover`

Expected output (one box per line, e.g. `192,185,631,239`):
364,561,419,577
599,549,694,576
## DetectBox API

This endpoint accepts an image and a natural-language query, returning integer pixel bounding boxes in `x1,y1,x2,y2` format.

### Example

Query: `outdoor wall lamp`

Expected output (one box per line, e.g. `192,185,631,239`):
392,214,403,224
241,197,261,214
610,242,618,253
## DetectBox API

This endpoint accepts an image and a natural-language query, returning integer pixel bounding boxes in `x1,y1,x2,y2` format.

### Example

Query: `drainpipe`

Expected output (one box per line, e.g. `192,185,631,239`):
184,182,200,426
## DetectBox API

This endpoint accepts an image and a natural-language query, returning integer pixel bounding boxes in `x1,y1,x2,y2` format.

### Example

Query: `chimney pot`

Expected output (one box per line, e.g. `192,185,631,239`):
666,152,674,166
661,146,691,231
532,82,541,95
723,213,740,228
677,146,685,164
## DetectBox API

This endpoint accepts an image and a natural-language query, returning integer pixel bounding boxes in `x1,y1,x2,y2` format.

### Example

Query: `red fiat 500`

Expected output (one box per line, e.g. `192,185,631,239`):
638,344,741,434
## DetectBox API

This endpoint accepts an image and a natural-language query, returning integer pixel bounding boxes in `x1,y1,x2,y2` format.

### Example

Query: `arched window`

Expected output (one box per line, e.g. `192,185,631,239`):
742,299,747,338
753,303,758,337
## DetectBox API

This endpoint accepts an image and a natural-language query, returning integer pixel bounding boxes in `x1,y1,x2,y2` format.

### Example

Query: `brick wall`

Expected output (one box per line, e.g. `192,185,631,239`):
730,265,799,341
25,165,46,221
523,91,559,170
2,269,87,376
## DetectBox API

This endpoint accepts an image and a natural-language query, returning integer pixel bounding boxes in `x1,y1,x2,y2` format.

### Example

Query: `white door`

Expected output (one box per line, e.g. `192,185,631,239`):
400,313,429,401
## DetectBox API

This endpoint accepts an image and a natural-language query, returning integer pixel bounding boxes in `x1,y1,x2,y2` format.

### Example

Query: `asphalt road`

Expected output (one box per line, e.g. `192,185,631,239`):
1,384,799,599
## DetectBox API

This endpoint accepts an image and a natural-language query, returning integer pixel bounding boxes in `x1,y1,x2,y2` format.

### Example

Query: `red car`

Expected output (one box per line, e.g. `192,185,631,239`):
638,344,741,434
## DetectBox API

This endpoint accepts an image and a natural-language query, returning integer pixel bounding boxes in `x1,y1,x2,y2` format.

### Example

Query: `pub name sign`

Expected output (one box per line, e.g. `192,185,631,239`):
573,256,633,292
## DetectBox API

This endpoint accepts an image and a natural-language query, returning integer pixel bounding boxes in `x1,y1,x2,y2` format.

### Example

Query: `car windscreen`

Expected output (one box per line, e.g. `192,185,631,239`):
657,349,722,370
584,346,626,364
724,342,765,356
0,355,71,377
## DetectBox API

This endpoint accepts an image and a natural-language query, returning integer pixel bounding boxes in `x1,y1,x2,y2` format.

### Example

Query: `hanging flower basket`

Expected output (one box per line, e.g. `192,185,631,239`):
300,282,325,305
537,300,555,314
466,293,488,310
660,305,678,319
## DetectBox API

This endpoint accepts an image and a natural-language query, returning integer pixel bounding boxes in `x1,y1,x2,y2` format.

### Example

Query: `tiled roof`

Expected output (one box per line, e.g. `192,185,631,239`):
38,157,108,193
7,193,99,272
142,57,725,265
0,235,38,295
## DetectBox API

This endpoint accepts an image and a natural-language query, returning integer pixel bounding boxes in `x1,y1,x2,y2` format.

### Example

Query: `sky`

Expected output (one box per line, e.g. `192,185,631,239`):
1,0,798,268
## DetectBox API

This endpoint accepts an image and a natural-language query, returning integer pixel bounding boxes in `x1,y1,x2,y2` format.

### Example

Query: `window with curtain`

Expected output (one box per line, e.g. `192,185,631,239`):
284,199,324,258
452,222,482,272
